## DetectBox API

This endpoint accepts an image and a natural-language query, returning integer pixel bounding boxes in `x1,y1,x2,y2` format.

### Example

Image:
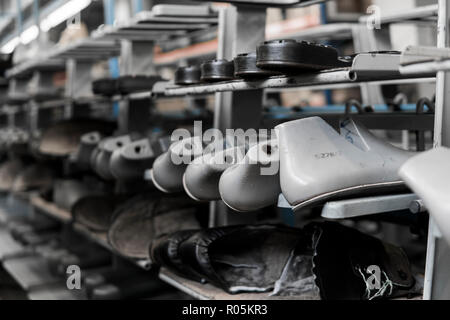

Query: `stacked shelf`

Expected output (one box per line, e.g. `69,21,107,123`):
92,7,218,41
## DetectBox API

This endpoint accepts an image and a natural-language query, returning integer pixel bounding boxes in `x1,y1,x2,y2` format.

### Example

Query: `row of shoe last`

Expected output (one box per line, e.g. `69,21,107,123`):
150,135,280,212
150,116,413,212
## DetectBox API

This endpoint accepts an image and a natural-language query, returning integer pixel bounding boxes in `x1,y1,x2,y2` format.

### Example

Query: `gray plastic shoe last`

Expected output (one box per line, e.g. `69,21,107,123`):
183,146,247,201
94,135,132,180
110,138,165,181
276,117,414,211
219,139,280,212
150,136,206,193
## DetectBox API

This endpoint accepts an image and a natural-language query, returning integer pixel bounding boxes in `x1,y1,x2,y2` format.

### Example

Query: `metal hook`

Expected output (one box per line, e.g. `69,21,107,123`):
415,97,435,151
345,99,365,115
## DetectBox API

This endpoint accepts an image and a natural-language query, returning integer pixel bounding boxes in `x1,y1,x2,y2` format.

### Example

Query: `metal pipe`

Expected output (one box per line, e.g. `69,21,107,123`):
15,0,23,36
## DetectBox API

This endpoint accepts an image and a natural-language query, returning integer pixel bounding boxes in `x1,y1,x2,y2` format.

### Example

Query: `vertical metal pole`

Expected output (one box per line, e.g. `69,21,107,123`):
33,0,39,29
211,5,266,227
214,5,265,132
15,0,23,36
103,0,120,119
424,0,450,300
64,59,75,118
28,100,38,134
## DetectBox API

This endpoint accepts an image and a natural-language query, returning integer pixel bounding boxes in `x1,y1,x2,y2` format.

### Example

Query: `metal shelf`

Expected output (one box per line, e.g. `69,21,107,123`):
46,39,121,61
92,6,218,42
321,194,419,219
159,268,314,300
5,39,121,79
279,193,424,219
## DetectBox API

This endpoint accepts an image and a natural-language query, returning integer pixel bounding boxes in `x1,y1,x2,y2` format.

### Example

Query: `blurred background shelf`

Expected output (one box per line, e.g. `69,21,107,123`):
2,254,61,291
30,196,72,224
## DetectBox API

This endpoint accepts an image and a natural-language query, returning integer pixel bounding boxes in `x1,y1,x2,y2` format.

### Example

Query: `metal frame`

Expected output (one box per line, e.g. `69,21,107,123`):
1,0,449,301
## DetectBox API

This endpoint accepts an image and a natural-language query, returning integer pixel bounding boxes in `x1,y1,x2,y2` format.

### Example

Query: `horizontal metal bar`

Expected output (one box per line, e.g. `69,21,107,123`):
135,15,218,24
263,113,435,131
203,0,326,7
122,23,212,30
359,4,438,24
161,73,434,98
401,60,450,75
163,69,354,96
321,194,419,219
269,23,356,41
46,40,121,60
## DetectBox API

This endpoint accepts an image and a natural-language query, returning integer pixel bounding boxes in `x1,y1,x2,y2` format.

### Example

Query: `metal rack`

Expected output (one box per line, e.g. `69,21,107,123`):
0,0,447,301
149,2,440,299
